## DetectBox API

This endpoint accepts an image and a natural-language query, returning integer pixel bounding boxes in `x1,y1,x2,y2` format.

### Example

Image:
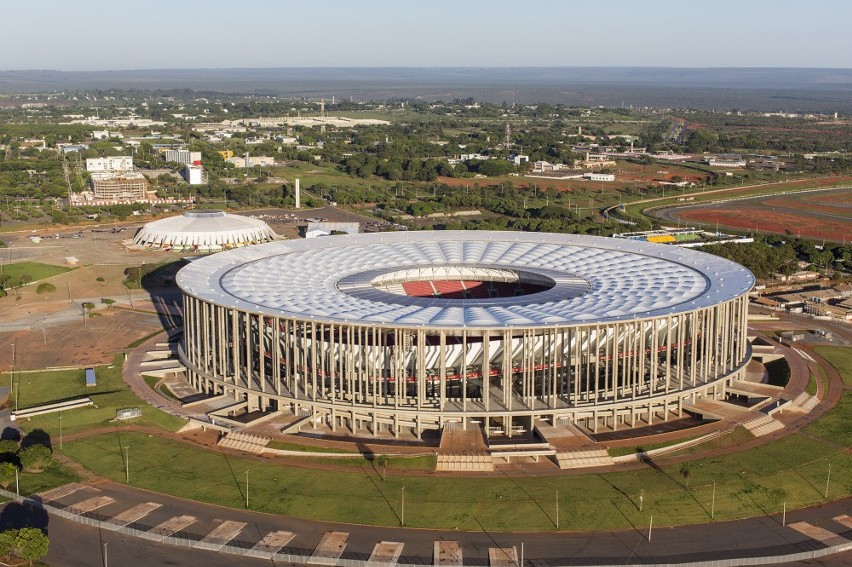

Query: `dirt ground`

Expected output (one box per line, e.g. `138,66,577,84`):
0,224,174,370
1,308,164,369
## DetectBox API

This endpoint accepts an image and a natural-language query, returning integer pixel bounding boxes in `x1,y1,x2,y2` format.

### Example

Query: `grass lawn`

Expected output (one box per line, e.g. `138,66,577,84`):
0,261,74,282
607,434,704,457
813,346,852,386
60,428,851,531
804,391,852,447
10,355,186,437
805,370,819,396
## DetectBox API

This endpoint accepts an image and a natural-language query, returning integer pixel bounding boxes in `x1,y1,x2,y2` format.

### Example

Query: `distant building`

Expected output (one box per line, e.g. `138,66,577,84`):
86,156,134,173
532,161,562,172
183,165,207,185
304,222,360,238
165,149,202,166
508,154,529,166
706,154,747,167
218,150,235,160
584,172,615,182
226,156,274,168
57,143,89,154
90,172,148,200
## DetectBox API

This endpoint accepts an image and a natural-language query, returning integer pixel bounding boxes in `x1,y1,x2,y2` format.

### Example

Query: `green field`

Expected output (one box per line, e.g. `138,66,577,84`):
11,356,186,437
813,346,852,386
0,261,74,281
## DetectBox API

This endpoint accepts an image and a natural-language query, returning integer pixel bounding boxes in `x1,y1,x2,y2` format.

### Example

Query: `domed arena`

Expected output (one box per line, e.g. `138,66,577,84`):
176,231,754,438
132,210,276,252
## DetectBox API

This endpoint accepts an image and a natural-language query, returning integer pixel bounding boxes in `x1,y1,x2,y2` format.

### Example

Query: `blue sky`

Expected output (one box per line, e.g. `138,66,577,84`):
3,0,851,71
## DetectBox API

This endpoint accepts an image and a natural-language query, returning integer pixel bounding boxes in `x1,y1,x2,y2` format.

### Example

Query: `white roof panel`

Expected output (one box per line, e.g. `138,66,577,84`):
176,231,754,329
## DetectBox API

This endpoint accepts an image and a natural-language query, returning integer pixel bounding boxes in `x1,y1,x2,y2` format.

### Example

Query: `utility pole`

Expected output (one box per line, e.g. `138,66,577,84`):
401,486,405,526
711,481,715,519
825,463,832,499
59,413,63,450
555,489,559,529
124,446,130,483
103,541,108,567
648,515,653,542
245,470,250,508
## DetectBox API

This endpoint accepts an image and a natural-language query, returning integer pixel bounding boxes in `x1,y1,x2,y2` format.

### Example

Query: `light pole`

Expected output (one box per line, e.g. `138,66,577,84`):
124,446,130,483
14,466,18,497
639,489,644,512
103,541,108,567
555,489,559,529
59,413,63,450
825,463,832,499
711,481,716,519
245,470,249,508
10,343,16,412
401,486,405,526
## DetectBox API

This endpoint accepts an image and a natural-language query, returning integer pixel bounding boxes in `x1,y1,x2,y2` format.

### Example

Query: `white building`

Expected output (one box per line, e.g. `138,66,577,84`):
226,156,275,168
86,156,134,173
183,165,207,185
165,149,202,166
584,172,615,182
508,154,529,166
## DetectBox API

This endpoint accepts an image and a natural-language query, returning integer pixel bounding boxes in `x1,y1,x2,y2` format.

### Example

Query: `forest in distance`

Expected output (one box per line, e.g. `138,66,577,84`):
4,67,852,112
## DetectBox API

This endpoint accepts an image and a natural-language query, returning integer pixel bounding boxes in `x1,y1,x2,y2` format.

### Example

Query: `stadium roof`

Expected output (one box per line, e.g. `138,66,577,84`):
176,231,754,329
133,211,276,249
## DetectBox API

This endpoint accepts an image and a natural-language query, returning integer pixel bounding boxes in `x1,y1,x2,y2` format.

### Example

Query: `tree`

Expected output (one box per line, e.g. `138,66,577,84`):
14,528,48,565
680,463,692,489
35,283,56,296
81,302,95,317
0,439,19,458
375,454,389,481
0,462,15,489
0,530,15,556
101,297,116,308
19,445,51,472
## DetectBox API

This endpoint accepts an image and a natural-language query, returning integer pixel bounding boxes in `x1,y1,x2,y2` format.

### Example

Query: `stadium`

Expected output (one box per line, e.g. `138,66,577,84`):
176,231,754,439
132,210,276,252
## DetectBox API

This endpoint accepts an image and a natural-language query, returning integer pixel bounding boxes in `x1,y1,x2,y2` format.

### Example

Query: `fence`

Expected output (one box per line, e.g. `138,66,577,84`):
1,486,850,567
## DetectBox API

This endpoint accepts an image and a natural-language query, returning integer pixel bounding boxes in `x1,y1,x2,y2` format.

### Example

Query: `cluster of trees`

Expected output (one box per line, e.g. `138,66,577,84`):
0,528,49,565
702,235,852,280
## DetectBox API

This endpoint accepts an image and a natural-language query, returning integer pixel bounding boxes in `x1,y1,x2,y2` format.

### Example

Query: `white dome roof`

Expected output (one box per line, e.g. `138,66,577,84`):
177,231,754,329
133,211,276,250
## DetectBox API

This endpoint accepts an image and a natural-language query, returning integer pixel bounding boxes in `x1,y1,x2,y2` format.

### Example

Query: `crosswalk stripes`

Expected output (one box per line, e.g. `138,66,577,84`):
834,515,852,529
788,521,850,547
200,520,246,550
434,541,463,566
38,483,88,503
310,531,349,566
488,546,519,567
367,541,404,566
149,515,197,541
106,502,162,528
66,496,114,515
251,530,295,554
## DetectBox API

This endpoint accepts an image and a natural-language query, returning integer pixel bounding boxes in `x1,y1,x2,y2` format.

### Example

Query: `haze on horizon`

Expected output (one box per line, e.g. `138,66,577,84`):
3,0,852,72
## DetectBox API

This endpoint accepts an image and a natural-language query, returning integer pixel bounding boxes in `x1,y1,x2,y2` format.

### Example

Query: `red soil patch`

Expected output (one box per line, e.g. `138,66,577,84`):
677,208,852,242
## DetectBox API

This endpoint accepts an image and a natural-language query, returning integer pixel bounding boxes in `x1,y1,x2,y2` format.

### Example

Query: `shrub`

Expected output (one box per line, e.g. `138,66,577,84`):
19,445,51,472
35,283,56,295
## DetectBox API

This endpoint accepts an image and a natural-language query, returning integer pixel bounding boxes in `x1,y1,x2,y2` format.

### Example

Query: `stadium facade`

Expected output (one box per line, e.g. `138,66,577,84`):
133,211,276,251
177,231,754,438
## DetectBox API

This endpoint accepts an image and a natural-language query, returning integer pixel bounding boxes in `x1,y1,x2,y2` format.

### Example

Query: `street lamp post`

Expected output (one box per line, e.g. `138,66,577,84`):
555,489,559,529
59,413,63,450
825,463,832,499
124,446,130,483
245,470,249,508
711,481,716,519
401,486,405,526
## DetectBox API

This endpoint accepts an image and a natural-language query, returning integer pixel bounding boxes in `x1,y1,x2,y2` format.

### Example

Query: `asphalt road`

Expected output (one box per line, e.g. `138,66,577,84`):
14,479,850,567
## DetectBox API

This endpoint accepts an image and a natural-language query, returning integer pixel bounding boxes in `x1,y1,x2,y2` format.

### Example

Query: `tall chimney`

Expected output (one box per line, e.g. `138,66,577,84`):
295,178,301,209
